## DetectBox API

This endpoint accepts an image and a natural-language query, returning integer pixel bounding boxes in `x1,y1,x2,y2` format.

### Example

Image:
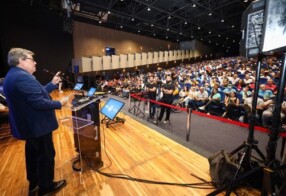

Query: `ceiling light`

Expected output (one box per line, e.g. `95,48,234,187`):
184,21,187,25
151,24,153,27
192,3,196,7
221,19,224,22
153,33,156,36
180,32,182,35
198,26,200,30
232,25,235,28
209,40,211,43
107,11,111,14
177,39,179,42
168,15,171,19
191,35,194,38
138,30,140,33
226,37,229,40
208,12,212,16
131,18,134,21
244,0,248,2
209,31,211,34
120,25,123,28
200,38,203,40
218,34,221,37
99,20,102,24
166,36,168,39
167,28,169,31
147,7,151,11
233,40,235,42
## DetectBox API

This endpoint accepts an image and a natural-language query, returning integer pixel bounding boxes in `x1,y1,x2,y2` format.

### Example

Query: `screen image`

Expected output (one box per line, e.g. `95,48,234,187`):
261,0,286,53
74,83,83,90
100,98,125,120
87,87,96,97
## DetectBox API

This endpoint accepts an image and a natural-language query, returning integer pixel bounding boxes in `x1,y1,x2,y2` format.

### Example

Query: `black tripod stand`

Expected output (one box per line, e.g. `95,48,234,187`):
207,56,266,196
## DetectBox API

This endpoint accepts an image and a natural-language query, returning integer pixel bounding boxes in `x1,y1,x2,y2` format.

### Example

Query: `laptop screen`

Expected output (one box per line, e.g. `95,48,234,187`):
87,87,96,97
74,83,83,90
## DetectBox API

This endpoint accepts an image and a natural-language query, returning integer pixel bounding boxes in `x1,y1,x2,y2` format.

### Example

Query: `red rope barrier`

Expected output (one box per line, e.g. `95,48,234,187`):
130,93,286,137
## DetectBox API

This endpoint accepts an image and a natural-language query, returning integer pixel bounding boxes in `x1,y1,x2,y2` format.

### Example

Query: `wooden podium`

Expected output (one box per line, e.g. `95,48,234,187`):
70,96,103,171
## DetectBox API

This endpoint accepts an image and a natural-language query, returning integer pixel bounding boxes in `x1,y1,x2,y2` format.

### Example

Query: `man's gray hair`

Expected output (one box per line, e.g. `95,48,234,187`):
7,48,34,67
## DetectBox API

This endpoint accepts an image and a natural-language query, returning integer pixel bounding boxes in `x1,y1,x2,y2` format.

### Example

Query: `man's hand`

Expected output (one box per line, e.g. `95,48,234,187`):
60,97,68,106
52,71,62,85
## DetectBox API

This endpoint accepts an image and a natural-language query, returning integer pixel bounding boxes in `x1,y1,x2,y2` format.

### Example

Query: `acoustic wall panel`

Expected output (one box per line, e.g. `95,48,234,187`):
177,50,182,60
128,54,134,68
102,56,111,70
153,52,158,63
147,52,153,64
185,50,190,59
72,57,92,73
164,51,169,62
120,54,127,68
135,53,142,66
169,51,174,61
112,55,120,69
159,51,164,63
92,56,103,71
181,50,185,60
142,53,147,65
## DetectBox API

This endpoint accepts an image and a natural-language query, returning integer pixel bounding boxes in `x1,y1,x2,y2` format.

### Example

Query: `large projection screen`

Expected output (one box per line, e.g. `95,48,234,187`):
261,0,286,53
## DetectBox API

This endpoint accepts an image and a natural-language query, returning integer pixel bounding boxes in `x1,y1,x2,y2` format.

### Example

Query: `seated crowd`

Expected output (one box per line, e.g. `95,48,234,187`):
91,56,284,128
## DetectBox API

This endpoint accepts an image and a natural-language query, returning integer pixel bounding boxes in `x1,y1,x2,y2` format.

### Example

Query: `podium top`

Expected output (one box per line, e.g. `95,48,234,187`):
71,96,101,111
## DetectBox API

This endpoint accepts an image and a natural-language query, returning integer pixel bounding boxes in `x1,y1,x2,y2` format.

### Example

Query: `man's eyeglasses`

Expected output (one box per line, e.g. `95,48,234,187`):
25,58,35,62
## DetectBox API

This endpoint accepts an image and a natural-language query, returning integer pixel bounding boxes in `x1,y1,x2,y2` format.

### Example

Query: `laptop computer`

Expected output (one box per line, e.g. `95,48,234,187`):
73,83,83,90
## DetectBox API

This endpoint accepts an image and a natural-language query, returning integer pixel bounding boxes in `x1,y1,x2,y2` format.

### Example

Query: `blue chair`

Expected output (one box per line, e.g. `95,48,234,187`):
259,78,268,84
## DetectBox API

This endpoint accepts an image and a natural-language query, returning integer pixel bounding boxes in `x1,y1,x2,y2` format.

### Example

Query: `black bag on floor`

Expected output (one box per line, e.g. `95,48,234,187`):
208,150,240,188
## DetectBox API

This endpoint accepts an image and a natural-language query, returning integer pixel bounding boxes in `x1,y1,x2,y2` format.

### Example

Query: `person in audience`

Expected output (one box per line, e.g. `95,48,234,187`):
199,88,221,115
229,73,240,85
243,73,253,85
234,79,246,92
262,99,286,128
221,77,230,88
265,78,277,93
223,84,236,96
154,75,174,124
181,86,197,108
240,86,252,101
145,75,157,119
258,84,274,100
242,93,264,123
3,48,67,195
222,91,240,119
189,86,209,110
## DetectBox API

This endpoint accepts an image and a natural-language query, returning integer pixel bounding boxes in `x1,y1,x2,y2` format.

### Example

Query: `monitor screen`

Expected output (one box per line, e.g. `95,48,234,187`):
261,0,286,53
100,98,125,120
87,87,96,97
74,83,83,90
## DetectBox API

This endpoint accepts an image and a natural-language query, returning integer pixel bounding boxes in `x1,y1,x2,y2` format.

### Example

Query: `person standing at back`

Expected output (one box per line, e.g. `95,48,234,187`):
155,75,175,124
3,48,68,196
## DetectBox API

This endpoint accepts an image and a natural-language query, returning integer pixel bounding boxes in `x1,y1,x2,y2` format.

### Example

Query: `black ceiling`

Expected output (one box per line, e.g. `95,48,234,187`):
7,0,255,54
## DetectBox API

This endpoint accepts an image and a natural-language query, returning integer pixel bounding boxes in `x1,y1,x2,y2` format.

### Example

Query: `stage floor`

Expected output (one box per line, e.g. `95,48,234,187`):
0,90,260,195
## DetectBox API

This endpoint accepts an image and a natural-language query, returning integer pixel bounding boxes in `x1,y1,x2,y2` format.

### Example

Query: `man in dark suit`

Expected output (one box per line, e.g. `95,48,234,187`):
3,48,68,196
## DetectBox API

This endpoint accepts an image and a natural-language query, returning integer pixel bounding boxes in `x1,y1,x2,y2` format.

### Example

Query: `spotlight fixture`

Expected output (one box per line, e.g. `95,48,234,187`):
168,15,171,19
107,10,111,14
99,20,102,24
184,21,188,25
221,19,224,22
131,18,134,21
147,7,151,11
151,24,153,27
209,31,211,34
166,36,168,39
153,33,156,36
218,34,221,37
120,25,123,28
192,3,196,7
167,28,169,31
208,12,212,16
180,32,182,35
191,35,194,38
198,26,200,30
232,25,235,28
138,30,140,33
244,0,248,2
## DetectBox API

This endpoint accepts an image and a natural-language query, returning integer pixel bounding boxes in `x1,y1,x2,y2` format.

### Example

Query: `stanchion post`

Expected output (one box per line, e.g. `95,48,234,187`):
147,99,150,121
128,93,131,113
186,108,192,141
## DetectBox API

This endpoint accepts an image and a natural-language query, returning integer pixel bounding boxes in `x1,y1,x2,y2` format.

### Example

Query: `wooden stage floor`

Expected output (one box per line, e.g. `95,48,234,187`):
0,90,259,196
